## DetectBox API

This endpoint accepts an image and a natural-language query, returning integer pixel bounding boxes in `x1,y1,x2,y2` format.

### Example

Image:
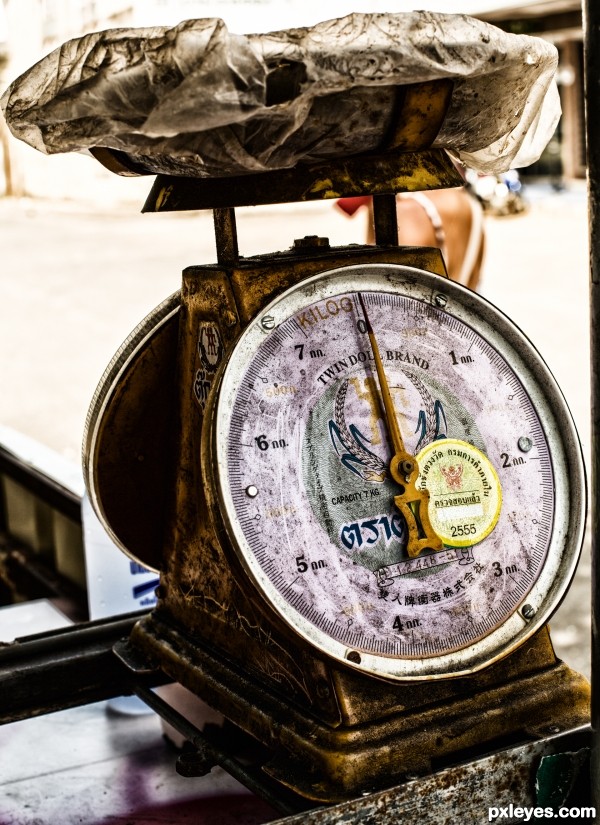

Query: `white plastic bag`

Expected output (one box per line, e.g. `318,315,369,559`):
1,12,560,176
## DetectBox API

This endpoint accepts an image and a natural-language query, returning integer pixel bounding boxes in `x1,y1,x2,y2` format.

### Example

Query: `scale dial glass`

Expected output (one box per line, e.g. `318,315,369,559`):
212,265,584,680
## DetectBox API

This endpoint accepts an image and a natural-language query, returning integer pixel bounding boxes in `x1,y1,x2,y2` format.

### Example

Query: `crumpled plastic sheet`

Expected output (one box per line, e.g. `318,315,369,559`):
0,12,560,177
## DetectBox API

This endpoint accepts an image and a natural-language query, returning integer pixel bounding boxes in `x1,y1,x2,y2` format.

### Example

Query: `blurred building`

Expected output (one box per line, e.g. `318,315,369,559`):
0,0,587,199
477,0,584,181
0,0,139,199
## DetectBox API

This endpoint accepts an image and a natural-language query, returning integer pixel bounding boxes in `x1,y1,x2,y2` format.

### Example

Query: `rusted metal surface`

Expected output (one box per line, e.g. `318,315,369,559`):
385,80,454,152
214,207,239,266
142,149,463,213
112,231,590,802
118,638,590,821
227,244,446,323
0,600,589,817
266,727,592,824
0,612,158,724
0,21,591,813
86,245,446,576
372,194,400,246
82,63,592,807
84,294,179,571
128,679,310,817
132,608,589,803
584,0,600,810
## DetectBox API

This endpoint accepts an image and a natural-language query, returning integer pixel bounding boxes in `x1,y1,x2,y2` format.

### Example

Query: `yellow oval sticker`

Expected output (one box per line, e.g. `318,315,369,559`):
416,439,502,547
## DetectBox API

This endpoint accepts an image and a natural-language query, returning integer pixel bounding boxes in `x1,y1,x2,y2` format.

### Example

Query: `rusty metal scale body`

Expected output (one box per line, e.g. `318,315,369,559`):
83,82,590,803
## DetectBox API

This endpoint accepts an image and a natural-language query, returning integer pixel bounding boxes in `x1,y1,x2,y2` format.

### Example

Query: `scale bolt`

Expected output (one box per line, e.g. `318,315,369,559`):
521,604,536,620
434,294,447,308
245,485,259,498
316,681,331,699
400,459,415,477
293,235,330,249
518,436,533,452
223,309,238,328
261,315,276,331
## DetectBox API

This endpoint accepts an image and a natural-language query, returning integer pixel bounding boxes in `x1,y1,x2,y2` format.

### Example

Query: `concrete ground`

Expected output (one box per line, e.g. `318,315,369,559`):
0,180,592,677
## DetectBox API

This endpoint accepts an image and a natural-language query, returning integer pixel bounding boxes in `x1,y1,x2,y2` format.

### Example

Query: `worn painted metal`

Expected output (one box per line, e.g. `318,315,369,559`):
0,612,156,723
141,148,461,213
84,241,447,573
0,46,594,816
583,1,600,811
111,230,588,801
266,728,592,824
82,74,593,805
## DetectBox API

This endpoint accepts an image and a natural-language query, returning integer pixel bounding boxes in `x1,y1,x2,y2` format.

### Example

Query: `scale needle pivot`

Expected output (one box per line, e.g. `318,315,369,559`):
357,292,443,558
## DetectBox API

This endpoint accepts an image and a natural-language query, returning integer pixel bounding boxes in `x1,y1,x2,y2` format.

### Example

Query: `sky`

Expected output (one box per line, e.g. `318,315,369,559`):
133,0,527,33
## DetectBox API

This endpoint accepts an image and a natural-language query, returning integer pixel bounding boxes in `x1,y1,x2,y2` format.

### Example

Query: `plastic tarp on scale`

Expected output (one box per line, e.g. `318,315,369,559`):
1,12,560,177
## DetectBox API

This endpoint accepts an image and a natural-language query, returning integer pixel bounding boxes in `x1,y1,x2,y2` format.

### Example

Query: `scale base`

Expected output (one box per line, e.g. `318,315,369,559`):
131,612,590,803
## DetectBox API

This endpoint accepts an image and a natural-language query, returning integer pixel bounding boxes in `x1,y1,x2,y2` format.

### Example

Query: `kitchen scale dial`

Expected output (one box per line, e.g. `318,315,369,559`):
208,263,584,681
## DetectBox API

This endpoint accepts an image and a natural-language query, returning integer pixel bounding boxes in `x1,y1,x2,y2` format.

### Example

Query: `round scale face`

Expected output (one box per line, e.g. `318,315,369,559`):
213,265,584,679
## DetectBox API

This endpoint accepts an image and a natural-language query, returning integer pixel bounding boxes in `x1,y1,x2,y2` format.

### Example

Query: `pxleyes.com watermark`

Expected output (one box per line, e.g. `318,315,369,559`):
489,805,596,821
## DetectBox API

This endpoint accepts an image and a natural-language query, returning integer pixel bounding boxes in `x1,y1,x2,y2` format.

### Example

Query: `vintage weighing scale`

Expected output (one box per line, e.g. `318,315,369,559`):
1,11,591,806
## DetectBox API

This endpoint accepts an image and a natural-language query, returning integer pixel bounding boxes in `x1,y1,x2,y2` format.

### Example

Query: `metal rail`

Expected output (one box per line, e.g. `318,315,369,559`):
0,611,155,722
0,613,313,816
0,445,81,523
132,682,311,817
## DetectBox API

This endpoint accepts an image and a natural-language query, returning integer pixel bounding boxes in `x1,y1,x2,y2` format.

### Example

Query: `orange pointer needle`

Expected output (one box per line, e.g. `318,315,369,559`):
357,293,443,558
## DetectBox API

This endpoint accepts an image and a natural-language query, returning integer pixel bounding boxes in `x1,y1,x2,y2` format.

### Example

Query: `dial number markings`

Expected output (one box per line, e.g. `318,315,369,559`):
229,293,547,652
214,267,581,679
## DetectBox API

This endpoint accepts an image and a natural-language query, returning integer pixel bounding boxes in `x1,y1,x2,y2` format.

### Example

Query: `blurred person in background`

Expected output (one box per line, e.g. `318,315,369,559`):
336,185,485,292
